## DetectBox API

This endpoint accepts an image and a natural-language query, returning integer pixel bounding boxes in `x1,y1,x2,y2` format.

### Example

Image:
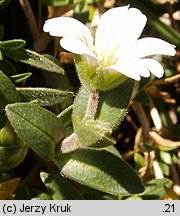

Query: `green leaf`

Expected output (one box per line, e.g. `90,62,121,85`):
29,188,52,200
5,103,64,160
159,151,172,165
149,18,180,46
0,122,28,173
134,153,146,171
0,57,17,75
2,48,64,74
0,24,4,40
43,69,72,91
40,172,83,200
10,73,32,84
74,3,89,24
141,178,172,200
0,0,12,10
0,144,28,173
0,70,20,108
42,0,69,7
17,87,73,107
72,80,134,148
80,185,117,200
73,118,115,148
55,149,144,196
96,79,135,128
0,40,26,50
57,105,73,137
0,50,2,60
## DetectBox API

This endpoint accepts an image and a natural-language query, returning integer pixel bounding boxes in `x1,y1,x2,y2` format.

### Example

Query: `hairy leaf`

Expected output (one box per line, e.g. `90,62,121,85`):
5,103,64,160
55,149,144,196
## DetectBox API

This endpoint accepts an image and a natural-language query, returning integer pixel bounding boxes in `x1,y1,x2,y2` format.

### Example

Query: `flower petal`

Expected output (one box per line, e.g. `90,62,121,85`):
133,37,176,58
60,37,95,56
126,8,147,42
95,6,147,65
95,6,146,44
105,60,151,81
139,59,164,78
43,17,94,48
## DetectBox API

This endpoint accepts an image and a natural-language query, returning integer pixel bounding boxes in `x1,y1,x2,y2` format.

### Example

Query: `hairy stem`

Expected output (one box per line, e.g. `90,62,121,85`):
83,89,100,121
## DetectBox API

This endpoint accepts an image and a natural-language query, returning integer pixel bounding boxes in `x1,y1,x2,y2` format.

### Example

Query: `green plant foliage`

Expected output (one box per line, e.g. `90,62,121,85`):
17,88,73,107
42,0,69,7
0,70,20,106
72,79,134,147
10,73,32,84
0,40,26,50
0,122,28,173
0,0,12,10
5,103,65,160
2,48,64,74
141,178,173,200
57,105,73,137
0,57,17,75
40,172,83,199
55,149,144,196
125,0,180,46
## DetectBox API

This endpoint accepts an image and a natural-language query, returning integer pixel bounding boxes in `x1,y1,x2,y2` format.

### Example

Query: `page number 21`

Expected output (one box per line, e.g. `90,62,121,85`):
163,204,175,213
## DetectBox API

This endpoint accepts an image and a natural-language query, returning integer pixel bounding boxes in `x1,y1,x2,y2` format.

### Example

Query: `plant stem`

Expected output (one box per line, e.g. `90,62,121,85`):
83,89,100,121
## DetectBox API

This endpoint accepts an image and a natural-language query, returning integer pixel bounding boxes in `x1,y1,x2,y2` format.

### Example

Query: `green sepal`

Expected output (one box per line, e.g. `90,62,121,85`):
75,54,128,91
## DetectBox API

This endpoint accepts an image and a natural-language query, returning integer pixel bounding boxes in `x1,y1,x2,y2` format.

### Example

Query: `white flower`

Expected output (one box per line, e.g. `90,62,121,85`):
43,5,176,81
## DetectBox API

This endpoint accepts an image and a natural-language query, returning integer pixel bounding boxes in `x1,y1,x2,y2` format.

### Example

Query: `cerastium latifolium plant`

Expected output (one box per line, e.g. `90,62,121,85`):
0,0,179,200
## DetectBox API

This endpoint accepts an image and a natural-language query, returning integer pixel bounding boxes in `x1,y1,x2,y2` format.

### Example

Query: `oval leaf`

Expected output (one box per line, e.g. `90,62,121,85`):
55,149,144,196
72,80,134,148
0,39,26,50
0,70,20,108
5,103,64,160
40,172,83,200
96,79,135,128
3,48,64,74
17,87,73,107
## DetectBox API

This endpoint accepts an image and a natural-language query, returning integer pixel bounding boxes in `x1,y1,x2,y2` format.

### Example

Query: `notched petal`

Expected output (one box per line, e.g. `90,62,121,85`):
140,59,164,78
43,17,94,48
133,37,176,58
60,37,94,56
